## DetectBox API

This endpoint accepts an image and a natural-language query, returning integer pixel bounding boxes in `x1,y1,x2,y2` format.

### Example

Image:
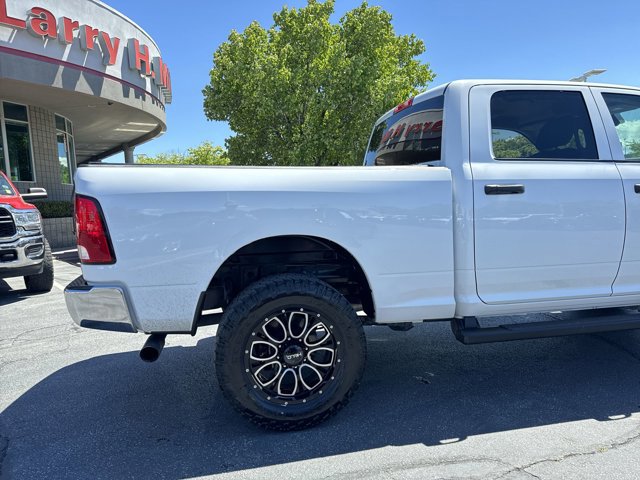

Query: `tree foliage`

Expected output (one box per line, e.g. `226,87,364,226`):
137,142,230,165
492,134,538,159
627,141,640,159
203,0,434,166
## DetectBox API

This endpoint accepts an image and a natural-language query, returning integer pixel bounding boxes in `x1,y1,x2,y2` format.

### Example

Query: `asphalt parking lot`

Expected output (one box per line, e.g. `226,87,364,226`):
1,254,640,480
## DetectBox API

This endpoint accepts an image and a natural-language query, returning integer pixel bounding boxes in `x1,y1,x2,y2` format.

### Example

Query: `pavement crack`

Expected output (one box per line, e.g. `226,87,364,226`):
493,427,640,479
1,323,71,349
494,464,541,480
521,470,542,480
317,456,513,480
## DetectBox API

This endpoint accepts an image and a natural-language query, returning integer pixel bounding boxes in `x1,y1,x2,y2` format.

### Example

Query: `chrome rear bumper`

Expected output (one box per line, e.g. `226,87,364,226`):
64,276,137,333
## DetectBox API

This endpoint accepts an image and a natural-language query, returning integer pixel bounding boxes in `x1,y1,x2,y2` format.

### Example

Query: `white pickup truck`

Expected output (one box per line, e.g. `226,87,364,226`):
65,80,640,429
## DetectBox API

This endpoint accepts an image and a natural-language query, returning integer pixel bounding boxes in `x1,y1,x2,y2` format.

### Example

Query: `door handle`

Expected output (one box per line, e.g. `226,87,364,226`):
634,184,640,194
484,184,525,195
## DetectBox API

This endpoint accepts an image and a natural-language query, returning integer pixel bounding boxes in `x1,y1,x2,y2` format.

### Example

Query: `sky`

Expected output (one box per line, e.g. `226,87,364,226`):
104,0,640,161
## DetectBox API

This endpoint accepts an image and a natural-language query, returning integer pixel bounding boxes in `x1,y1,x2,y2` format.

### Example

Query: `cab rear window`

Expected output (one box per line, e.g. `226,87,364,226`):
364,95,444,166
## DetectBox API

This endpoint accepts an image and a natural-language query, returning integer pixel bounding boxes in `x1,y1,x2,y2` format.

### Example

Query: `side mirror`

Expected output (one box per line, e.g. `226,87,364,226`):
22,187,48,201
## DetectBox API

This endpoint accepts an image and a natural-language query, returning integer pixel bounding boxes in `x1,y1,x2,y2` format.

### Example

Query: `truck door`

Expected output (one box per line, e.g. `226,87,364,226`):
469,85,625,304
592,88,640,295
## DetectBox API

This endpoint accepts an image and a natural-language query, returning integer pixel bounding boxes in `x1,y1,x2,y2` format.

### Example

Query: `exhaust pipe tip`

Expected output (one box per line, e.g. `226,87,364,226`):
140,334,166,363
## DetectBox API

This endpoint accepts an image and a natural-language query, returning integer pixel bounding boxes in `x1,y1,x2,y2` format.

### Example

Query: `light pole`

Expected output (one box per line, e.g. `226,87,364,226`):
569,69,607,82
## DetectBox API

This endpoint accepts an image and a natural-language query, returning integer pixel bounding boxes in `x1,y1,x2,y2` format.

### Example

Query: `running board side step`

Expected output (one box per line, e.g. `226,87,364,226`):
451,314,640,345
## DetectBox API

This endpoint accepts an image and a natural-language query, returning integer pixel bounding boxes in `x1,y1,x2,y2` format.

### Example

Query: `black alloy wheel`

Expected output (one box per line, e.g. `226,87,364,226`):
215,274,366,430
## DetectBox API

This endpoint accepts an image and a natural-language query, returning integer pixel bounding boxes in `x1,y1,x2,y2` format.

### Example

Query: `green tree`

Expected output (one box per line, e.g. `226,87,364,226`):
137,151,186,164
492,134,538,159
624,140,640,159
137,142,230,165
203,0,434,166
186,142,230,165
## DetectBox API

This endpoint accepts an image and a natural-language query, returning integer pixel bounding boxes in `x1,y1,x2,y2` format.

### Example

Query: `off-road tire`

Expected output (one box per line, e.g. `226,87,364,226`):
215,273,366,431
24,238,54,293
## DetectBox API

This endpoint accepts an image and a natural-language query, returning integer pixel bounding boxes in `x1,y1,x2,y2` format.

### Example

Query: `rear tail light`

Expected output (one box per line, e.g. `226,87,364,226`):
75,195,115,264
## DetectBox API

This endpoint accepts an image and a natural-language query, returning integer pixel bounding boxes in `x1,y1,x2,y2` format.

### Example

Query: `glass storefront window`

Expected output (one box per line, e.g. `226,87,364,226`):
1,102,34,182
4,102,29,122
57,133,71,184
55,114,66,132
55,114,75,184
68,135,76,166
5,122,33,181
0,136,5,175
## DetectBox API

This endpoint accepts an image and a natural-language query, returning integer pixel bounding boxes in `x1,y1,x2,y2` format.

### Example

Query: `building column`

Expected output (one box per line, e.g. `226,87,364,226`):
124,146,135,164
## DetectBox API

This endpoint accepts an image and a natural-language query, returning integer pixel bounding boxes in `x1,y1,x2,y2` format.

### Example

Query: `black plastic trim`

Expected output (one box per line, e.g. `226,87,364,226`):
485,184,525,195
452,314,640,345
0,263,43,279
80,320,136,333
189,291,207,335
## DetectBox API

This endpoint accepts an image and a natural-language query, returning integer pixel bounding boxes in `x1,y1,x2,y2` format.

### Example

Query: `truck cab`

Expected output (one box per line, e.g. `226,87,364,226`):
365,80,640,319
0,170,53,292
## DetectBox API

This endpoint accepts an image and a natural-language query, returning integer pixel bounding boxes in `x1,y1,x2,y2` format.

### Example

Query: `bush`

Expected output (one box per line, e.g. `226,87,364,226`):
137,142,230,166
31,200,74,219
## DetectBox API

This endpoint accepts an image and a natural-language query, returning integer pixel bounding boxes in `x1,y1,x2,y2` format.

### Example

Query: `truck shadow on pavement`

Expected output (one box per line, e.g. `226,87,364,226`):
0,281,31,307
2,322,640,479
51,250,80,268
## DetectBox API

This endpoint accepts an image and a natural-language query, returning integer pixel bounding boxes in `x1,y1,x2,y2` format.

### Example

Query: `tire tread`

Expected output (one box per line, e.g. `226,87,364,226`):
215,273,366,431
24,238,54,293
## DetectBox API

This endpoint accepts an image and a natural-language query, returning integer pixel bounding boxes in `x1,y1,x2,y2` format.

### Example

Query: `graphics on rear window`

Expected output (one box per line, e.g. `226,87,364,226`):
364,95,444,166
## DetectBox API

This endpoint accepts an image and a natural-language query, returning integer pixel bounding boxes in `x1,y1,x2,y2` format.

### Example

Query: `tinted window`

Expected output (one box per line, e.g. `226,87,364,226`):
364,95,444,166
602,93,640,160
0,133,4,176
491,90,598,160
57,133,71,184
492,129,539,158
55,114,67,132
0,174,15,196
4,102,28,122
2,102,34,181
6,123,33,181
55,114,75,184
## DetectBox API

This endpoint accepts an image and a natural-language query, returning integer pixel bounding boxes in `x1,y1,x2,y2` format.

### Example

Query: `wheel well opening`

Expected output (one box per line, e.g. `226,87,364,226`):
201,235,374,321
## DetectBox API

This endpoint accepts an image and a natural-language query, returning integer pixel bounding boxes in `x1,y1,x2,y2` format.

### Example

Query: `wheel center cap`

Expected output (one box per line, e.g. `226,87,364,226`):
283,345,304,366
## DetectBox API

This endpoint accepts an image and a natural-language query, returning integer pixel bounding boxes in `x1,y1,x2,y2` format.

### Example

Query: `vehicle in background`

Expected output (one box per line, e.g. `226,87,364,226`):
0,170,53,292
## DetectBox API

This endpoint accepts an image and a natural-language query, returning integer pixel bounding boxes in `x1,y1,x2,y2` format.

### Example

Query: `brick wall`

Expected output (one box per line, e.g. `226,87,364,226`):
9,105,76,250
43,217,75,249
13,106,74,202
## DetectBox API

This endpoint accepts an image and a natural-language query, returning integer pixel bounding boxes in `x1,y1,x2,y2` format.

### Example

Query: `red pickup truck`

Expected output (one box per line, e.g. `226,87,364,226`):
0,170,53,292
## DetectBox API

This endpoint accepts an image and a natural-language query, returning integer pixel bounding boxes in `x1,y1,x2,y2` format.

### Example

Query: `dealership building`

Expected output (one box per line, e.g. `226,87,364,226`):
0,0,171,245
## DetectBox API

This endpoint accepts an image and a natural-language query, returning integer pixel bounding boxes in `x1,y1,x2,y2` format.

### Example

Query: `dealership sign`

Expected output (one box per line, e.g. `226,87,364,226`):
0,0,172,103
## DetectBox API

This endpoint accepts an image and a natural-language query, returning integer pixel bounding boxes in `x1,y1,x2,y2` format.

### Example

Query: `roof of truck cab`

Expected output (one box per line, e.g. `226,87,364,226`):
375,79,640,125
375,83,449,125
447,79,640,91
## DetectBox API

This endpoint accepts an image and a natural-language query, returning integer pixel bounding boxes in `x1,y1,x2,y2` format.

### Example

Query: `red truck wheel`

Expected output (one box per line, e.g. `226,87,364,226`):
24,239,54,293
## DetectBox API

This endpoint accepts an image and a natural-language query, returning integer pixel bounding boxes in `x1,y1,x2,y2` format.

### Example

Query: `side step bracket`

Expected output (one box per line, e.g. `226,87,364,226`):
451,313,640,345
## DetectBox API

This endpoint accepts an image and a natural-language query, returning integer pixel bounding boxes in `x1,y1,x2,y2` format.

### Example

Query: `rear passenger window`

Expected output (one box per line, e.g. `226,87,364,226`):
602,93,640,160
364,95,444,166
491,90,598,160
